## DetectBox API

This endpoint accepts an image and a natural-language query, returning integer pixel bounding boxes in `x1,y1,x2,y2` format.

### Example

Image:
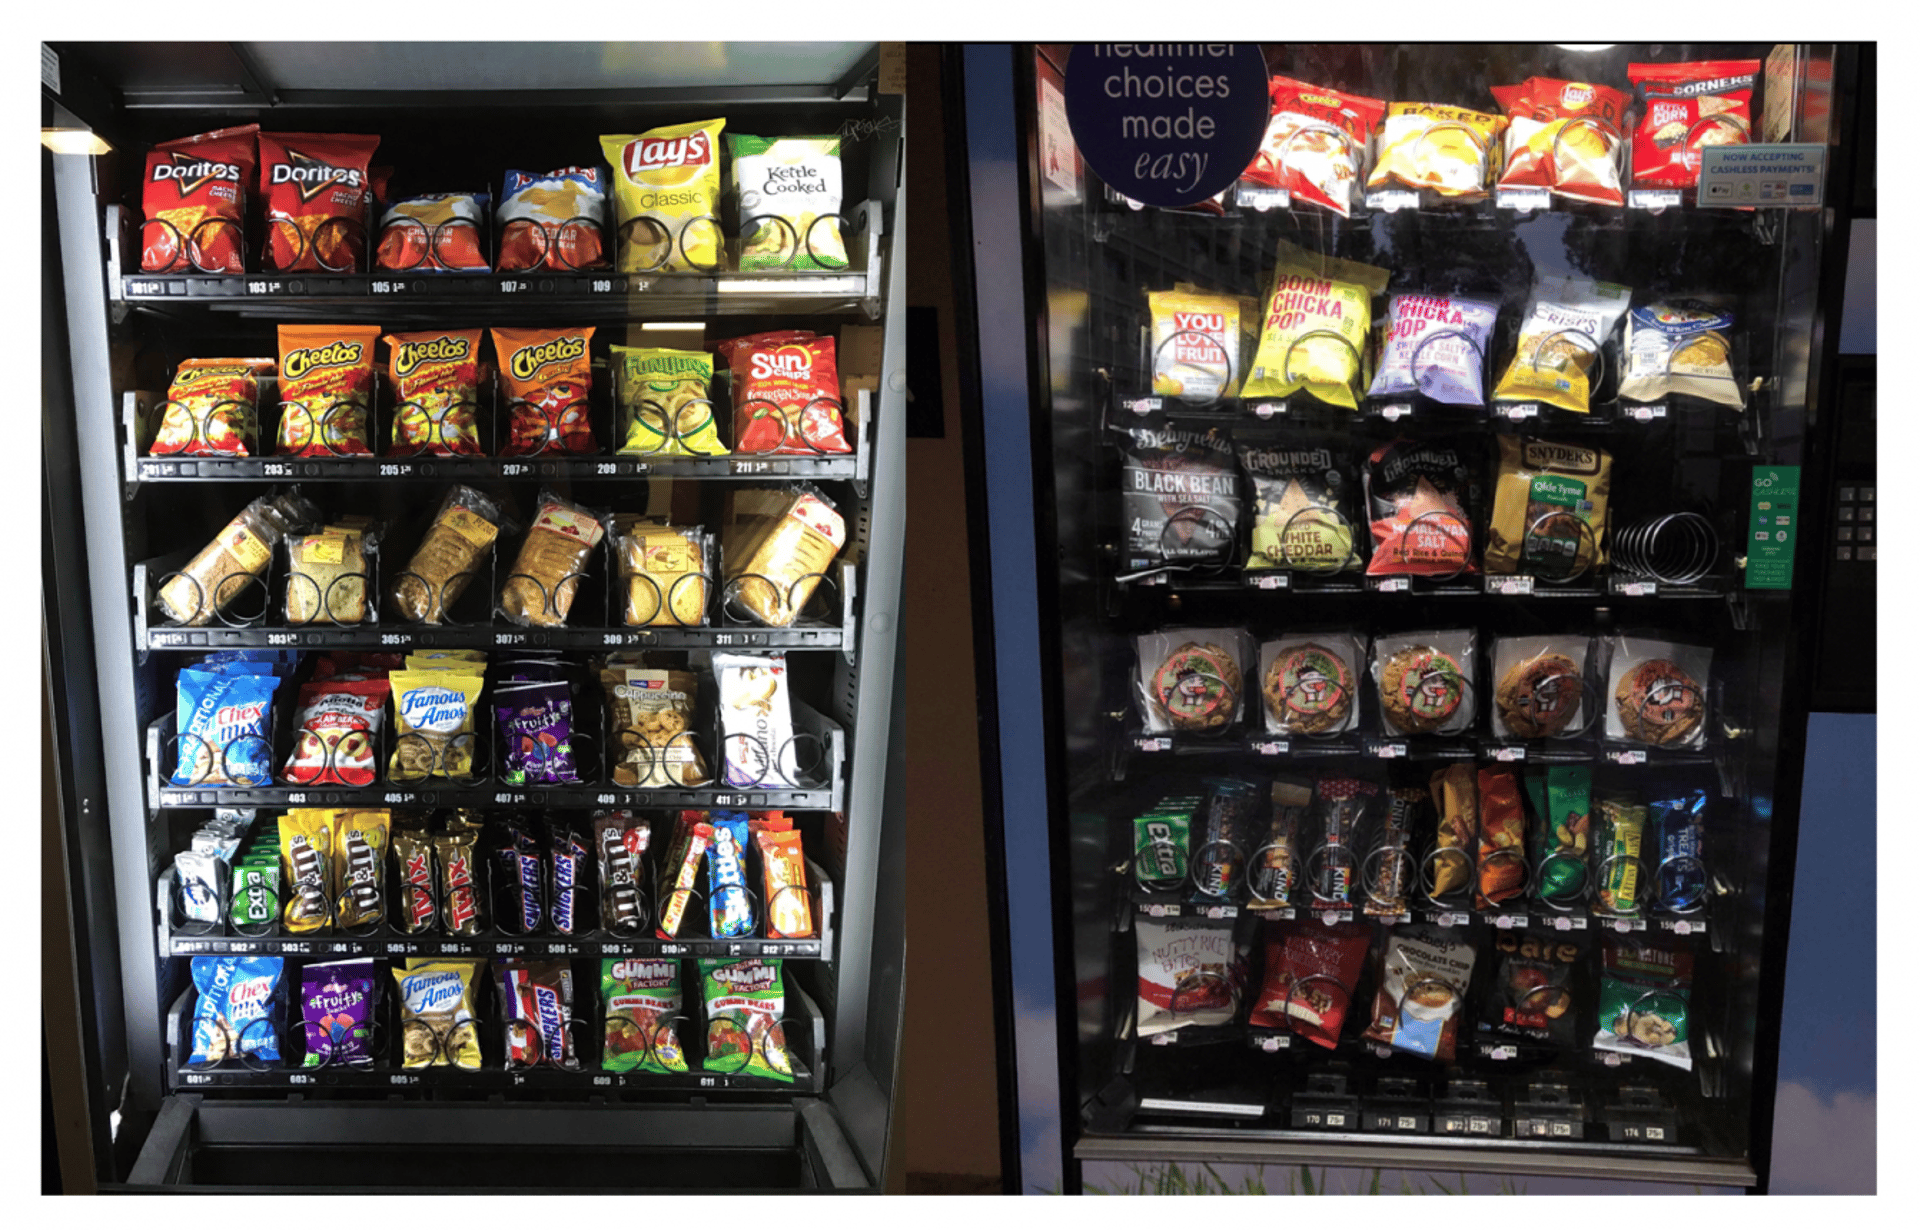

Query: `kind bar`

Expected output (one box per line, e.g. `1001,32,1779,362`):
719,332,851,455
1248,778,1311,909
1493,274,1631,414
1308,776,1377,908
596,812,652,934
496,167,609,272
1618,302,1743,409
496,958,577,1070
1362,925,1476,1061
1132,794,1197,889
1523,765,1592,907
433,829,485,935
602,120,727,273
259,132,379,272
614,346,726,456
393,959,482,1069
152,358,272,458
1629,60,1759,191
492,326,596,457
656,817,713,939
1474,767,1527,910
1652,789,1709,913
756,829,814,939
1239,434,1360,573
385,329,483,456
278,811,335,934
1592,795,1647,918
1594,939,1693,1069
1189,778,1258,904
730,134,848,270
1248,920,1371,1047
140,124,257,274
393,828,438,935
1429,765,1476,900
1242,76,1384,218
1148,287,1249,402
376,191,490,272
1243,240,1388,410
277,323,379,456
1367,294,1499,406
189,955,284,1064
1368,102,1507,198
1486,436,1612,578
1363,439,1478,577
1119,421,1239,572
1135,918,1246,1038
1366,787,1428,918
1480,931,1583,1050
300,958,374,1067
1492,78,1631,206
602,958,687,1074
331,810,389,928
699,958,794,1082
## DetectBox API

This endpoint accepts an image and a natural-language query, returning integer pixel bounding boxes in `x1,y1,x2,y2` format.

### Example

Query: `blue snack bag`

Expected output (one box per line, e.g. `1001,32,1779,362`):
496,167,608,272
707,811,753,939
172,667,280,787
190,955,284,1063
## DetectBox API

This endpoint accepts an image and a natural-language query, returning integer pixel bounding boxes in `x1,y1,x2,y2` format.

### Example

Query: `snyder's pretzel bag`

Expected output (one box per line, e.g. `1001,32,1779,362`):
492,326,596,457
1243,240,1387,409
602,120,727,274
277,324,380,457
1486,436,1612,578
1629,60,1759,191
730,134,849,270
258,132,380,273
377,191,490,273
1367,294,1499,406
1618,302,1744,409
719,332,851,455
700,958,794,1082
385,329,483,456
1493,274,1631,414
1239,433,1360,573
140,125,258,274
1148,288,1252,403
1367,102,1507,199
613,346,726,456
1242,77,1385,217
1363,438,1479,578
1492,78,1630,206
152,359,272,458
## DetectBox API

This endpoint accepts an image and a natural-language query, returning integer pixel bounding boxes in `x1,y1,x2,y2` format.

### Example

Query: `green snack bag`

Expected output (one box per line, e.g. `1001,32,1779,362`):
699,958,794,1083
1592,795,1646,917
1132,796,1196,888
1526,766,1591,908
729,134,848,271
601,958,687,1074
1594,938,1693,1069
611,346,724,456
229,863,280,929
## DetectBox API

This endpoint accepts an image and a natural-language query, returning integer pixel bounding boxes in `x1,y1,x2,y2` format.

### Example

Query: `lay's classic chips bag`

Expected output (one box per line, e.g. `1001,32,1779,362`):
602,120,727,274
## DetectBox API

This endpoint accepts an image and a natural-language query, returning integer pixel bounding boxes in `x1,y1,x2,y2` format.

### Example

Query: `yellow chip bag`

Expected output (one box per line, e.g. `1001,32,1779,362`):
1147,287,1252,403
389,668,485,781
1243,240,1388,410
601,119,727,274
613,346,726,456
1367,102,1509,199
1493,274,1632,414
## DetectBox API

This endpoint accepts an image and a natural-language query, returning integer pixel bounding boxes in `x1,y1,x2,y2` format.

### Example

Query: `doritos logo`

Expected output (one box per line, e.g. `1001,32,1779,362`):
152,153,240,197
270,149,366,202
510,334,587,381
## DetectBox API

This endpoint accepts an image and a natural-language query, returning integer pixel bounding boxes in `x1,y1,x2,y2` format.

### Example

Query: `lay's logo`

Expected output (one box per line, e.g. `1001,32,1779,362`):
511,334,587,382
283,341,363,382
393,335,471,377
749,346,813,382
626,133,712,176
1561,83,1596,109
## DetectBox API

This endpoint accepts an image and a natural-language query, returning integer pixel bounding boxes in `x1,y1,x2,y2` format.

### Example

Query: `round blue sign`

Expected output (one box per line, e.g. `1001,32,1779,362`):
1062,43,1271,208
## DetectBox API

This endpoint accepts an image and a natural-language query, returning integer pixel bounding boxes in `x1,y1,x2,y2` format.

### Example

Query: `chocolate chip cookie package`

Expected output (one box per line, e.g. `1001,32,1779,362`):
1258,632,1364,736
1371,628,1478,738
1135,628,1255,735
1491,634,1593,740
1603,634,1713,750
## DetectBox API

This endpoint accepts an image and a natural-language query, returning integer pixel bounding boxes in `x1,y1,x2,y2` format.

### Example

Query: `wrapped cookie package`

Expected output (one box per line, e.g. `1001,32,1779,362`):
1259,632,1364,737
1136,628,1255,736
1603,634,1713,749
1361,924,1477,1061
1491,634,1593,740
1371,628,1477,738
498,489,606,627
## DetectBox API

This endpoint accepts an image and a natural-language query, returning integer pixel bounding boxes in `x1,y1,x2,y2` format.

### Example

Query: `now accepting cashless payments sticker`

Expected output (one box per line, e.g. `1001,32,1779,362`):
1698,143,1826,209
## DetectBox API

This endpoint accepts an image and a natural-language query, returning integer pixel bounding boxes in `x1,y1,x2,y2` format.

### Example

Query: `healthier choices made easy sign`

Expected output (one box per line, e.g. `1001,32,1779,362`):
1063,44,1269,208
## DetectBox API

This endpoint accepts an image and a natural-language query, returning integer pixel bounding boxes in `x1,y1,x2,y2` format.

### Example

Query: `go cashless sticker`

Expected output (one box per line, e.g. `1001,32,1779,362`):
1746,465,1800,590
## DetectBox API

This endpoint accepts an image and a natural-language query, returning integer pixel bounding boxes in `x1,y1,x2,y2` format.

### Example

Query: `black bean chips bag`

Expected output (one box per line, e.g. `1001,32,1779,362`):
1120,420,1240,573
1238,433,1362,573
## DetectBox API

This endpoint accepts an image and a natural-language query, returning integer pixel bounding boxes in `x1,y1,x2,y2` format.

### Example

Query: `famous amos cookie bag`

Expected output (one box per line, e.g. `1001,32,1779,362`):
393,958,482,1069
140,124,258,274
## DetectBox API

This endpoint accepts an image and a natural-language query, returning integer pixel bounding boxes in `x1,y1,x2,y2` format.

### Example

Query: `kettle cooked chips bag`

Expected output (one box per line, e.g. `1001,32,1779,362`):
1244,240,1388,410
730,134,849,270
602,120,727,273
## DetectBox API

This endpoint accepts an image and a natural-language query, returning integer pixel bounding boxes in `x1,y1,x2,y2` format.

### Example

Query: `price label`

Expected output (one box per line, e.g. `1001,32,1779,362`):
1495,915,1516,929
1552,916,1573,931
1613,918,1634,933
1375,742,1407,760
1629,189,1684,211
731,460,773,475
1259,1035,1290,1052
1489,1045,1517,1060
1503,404,1540,420
1139,737,1173,752
1125,397,1163,415
501,463,530,477
1235,185,1290,211
1495,186,1552,212
1551,1121,1574,1136
1254,741,1289,756
1437,912,1468,928
1493,745,1526,762
1366,189,1420,212
1249,573,1289,590
1248,401,1286,419
1603,1052,1626,1067
1378,404,1412,421
1487,575,1534,596
1645,1126,1666,1141
1204,905,1235,920
288,1072,312,1084
1320,910,1350,925
1628,403,1668,422
1371,576,1410,593
1613,749,1648,766
500,279,529,293
262,462,292,477
1616,580,1658,597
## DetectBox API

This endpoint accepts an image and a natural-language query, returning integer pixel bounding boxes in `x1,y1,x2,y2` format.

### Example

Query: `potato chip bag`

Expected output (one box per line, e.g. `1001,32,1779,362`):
152,358,272,457
601,120,727,273
1148,287,1248,403
1243,240,1388,410
1618,302,1743,409
496,167,609,272
1242,77,1384,217
376,191,490,273
1491,78,1630,207
385,328,483,456
277,324,379,457
258,132,380,273
729,134,848,270
718,332,851,455
1367,102,1507,199
613,346,726,455
1493,274,1631,413
491,326,596,456
140,124,257,274
1629,60,1759,191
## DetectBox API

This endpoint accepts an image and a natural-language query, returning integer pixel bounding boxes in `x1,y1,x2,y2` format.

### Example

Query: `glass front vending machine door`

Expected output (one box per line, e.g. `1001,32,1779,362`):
959,42,1855,1194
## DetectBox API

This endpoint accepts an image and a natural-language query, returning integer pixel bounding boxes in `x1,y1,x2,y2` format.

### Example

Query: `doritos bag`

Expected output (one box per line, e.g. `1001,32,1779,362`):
140,125,258,274
491,326,597,456
277,324,379,457
258,132,380,273
496,167,609,273
1629,60,1760,191
717,332,850,455
1242,77,1384,218
385,329,484,456
377,192,490,273
1491,78,1631,207
601,120,727,274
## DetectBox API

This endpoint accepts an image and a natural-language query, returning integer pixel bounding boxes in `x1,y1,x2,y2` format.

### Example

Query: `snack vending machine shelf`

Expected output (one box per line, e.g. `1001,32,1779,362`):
954,43,1861,1192
43,41,904,1192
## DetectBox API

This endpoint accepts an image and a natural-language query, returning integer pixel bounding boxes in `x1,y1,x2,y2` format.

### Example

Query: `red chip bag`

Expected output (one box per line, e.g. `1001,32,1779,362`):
1248,920,1372,1048
385,329,485,457
259,132,381,273
491,327,597,457
718,332,851,456
1491,78,1631,206
1628,60,1760,191
140,125,259,274
1242,77,1385,218
283,678,389,787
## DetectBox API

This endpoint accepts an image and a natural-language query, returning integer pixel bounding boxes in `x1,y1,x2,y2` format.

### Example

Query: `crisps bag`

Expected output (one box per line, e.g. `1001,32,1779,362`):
1367,103,1508,199
496,167,609,272
1243,240,1388,410
173,666,279,787
1491,78,1631,207
1493,274,1631,413
152,358,272,457
377,191,490,273
602,120,727,274
140,125,258,274
699,958,795,1083
1242,77,1385,217
730,134,849,270
384,328,483,456
612,346,726,455
492,326,596,456
1480,930,1585,1050
258,132,380,273
1148,287,1248,403
719,332,851,455
602,958,688,1074
1237,432,1359,573
277,324,379,456
1629,60,1760,191
1486,436,1613,577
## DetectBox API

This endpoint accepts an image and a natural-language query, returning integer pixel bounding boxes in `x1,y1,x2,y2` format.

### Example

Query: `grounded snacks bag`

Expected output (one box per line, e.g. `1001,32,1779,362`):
492,326,596,457
152,358,273,457
1238,434,1359,573
1491,78,1631,206
1618,302,1743,408
496,167,609,272
1242,77,1385,218
140,125,258,274
1486,436,1612,578
602,120,727,273
1363,439,1478,577
1367,103,1507,199
1367,294,1499,406
730,134,849,270
385,329,483,456
1493,275,1631,414
1148,288,1249,403
1243,240,1388,410
277,324,380,457
1629,60,1759,191
719,331,851,455
258,132,380,273
376,191,490,273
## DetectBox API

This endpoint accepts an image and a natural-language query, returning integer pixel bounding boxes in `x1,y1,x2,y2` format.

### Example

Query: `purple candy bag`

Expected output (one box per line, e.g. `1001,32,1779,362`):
300,958,374,1067
495,680,578,785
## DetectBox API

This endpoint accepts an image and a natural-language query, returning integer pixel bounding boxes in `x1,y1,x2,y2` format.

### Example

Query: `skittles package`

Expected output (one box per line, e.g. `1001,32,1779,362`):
140,125,258,274
602,120,727,273
258,132,381,273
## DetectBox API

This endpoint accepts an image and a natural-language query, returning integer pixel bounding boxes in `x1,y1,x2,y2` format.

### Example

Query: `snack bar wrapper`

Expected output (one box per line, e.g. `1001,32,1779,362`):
656,815,712,939
190,955,284,1064
1473,767,1527,910
496,958,578,1070
1247,777,1310,910
756,829,814,939
1523,765,1592,908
